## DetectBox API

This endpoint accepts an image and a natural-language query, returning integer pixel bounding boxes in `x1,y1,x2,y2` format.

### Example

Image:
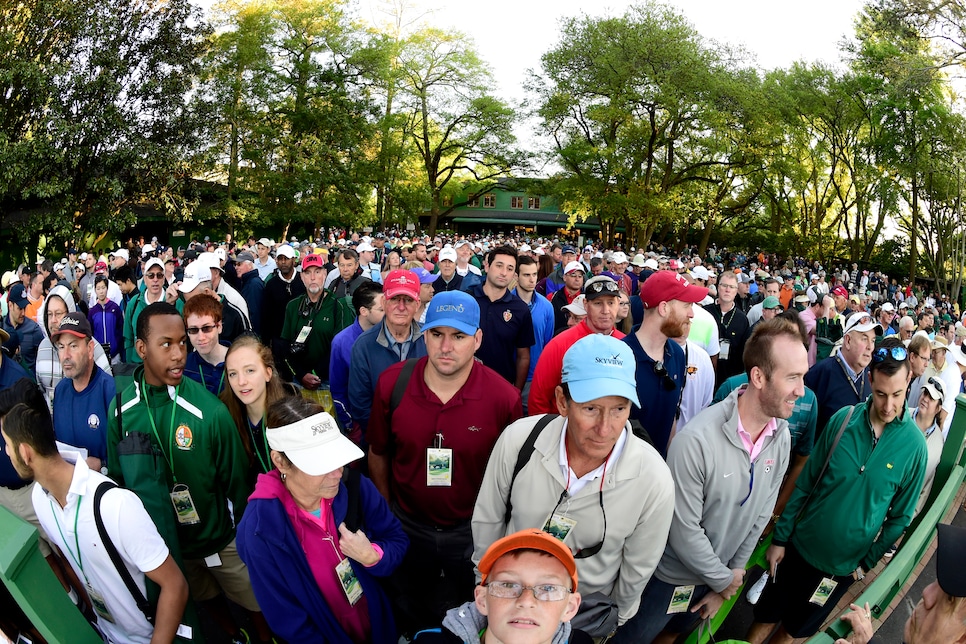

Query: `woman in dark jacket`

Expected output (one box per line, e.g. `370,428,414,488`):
237,397,408,643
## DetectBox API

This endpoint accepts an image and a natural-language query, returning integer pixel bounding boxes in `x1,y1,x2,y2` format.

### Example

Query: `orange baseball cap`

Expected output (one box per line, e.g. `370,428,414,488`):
479,529,578,591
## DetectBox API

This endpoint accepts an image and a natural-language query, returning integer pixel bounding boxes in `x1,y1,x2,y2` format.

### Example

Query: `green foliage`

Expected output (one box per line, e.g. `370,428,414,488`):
0,0,210,250
532,2,772,248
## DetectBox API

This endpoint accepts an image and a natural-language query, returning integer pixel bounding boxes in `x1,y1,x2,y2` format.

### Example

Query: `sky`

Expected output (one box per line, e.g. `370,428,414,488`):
352,0,870,102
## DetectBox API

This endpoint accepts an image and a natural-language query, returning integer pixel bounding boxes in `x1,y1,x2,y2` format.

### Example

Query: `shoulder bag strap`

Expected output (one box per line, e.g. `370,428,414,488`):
797,405,854,520
503,413,559,527
389,358,418,418
93,481,155,624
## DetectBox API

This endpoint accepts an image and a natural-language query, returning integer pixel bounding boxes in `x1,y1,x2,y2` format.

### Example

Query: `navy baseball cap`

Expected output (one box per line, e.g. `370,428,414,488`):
7,284,28,308
422,291,480,336
562,334,639,407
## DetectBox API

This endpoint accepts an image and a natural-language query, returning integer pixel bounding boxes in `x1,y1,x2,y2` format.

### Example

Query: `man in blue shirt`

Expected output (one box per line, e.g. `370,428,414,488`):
469,246,534,390
624,271,708,458
513,255,554,415
51,312,116,473
329,281,384,429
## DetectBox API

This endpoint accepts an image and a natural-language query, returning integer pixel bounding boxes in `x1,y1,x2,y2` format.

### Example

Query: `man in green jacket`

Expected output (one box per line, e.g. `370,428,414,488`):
279,253,337,388
108,301,272,644
747,336,927,644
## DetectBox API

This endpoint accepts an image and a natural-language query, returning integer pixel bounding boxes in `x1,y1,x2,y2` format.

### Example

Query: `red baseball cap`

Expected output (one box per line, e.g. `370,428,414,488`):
384,269,420,300
832,285,849,298
639,270,708,309
301,254,324,270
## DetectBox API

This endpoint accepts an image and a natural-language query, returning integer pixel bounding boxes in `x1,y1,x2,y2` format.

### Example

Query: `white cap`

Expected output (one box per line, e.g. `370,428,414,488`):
267,412,363,476
141,244,155,256
643,258,659,270
257,237,272,248
111,249,129,262
438,247,457,262
143,258,165,275
177,261,212,293
214,247,227,263
844,313,882,336
356,242,375,253
563,294,587,316
519,244,532,253
630,254,647,268
611,251,628,264
275,245,297,259
563,261,584,275
691,266,710,281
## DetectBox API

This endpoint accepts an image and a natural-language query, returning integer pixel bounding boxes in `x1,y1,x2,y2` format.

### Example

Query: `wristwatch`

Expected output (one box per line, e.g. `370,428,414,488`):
852,566,865,581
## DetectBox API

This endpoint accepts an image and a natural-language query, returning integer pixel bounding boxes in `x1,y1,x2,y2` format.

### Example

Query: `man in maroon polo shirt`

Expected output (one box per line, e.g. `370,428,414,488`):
368,290,523,636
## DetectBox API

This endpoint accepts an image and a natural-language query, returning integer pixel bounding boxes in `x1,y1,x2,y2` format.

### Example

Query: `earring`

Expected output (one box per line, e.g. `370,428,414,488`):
280,472,287,482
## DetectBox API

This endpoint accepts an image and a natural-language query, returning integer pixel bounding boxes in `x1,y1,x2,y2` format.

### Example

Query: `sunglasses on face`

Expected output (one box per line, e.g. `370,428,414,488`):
186,324,218,335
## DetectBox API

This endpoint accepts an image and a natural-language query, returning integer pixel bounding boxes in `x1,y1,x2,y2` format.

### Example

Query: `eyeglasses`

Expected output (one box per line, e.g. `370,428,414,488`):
144,272,164,280
872,346,907,362
186,324,218,335
483,581,571,602
586,279,619,294
653,361,677,391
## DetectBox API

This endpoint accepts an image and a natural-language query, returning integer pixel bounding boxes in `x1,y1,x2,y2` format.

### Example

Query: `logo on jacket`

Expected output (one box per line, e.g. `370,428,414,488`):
88,414,100,431
503,310,512,322
175,425,193,450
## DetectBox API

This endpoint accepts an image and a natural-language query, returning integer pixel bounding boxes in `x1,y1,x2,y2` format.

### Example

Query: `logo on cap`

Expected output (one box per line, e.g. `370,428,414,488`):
595,354,624,366
311,417,336,436
61,316,81,328
436,304,464,313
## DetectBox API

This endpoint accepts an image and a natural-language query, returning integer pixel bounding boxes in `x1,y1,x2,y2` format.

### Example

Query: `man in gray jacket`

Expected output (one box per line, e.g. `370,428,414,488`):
611,317,807,644
472,333,675,634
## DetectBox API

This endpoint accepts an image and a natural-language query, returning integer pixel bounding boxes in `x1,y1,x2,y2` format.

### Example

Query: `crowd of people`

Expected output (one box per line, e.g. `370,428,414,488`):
0,229,964,644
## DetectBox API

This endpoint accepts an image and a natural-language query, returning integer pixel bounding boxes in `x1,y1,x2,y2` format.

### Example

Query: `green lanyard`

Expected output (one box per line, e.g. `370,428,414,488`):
49,495,84,578
248,412,271,473
142,378,181,482
198,366,225,394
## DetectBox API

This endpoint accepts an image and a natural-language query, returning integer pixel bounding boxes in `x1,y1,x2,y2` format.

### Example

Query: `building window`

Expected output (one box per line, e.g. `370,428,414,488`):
511,196,524,209
483,193,496,208
468,197,479,208
528,196,541,209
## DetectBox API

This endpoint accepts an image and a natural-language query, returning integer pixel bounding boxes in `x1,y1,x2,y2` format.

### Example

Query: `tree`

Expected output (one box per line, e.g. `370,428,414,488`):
397,27,526,236
531,2,770,248
199,0,377,238
0,0,210,250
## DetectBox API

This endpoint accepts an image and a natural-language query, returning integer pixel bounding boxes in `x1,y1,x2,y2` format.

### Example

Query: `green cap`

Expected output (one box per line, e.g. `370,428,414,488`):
763,296,782,310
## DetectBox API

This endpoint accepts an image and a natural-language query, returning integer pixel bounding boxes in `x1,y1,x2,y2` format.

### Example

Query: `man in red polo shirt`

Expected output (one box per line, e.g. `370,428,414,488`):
528,275,624,415
368,290,523,637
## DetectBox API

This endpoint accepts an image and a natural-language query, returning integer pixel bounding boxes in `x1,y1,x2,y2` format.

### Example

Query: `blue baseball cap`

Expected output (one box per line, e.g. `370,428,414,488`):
422,291,480,336
562,334,639,407
410,266,438,285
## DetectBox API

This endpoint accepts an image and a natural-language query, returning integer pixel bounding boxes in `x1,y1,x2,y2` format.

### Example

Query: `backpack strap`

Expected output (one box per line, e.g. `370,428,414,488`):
389,358,418,418
503,413,559,527
93,481,155,624
342,467,363,533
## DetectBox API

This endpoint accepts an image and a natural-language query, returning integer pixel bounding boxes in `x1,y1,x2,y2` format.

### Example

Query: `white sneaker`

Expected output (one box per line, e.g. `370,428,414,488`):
746,571,769,605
